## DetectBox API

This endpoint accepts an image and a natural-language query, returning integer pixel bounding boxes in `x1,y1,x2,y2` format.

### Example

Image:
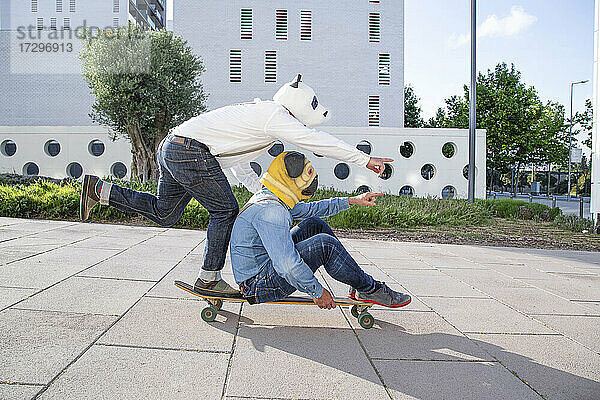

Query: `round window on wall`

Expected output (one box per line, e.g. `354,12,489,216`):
23,162,39,176
442,142,456,158
463,165,477,180
67,162,83,179
356,185,371,194
399,185,414,197
421,164,436,180
89,139,105,157
356,140,372,155
268,141,284,157
44,140,61,157
1,140,17,157
442,185,456,199
380,163,393,180
249,162,262,177
334,163,350,180
399,141,414,158
111,162,127,179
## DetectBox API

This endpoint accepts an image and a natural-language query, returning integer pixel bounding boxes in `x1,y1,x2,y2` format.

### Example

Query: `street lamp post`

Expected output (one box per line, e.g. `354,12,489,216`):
568,79,589,201
468,0,477,203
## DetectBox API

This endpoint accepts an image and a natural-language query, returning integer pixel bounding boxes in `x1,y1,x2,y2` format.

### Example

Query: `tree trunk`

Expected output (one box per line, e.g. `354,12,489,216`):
127,123,159,182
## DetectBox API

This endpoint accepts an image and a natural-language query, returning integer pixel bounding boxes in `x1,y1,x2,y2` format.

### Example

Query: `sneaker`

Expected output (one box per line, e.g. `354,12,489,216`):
194,278,240,296
80,175,102,221
348,287,357,300
356,282,411,308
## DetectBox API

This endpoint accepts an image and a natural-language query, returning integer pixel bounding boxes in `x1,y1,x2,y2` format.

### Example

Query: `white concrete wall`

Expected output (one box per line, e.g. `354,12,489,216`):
0,126,132,179
174,0,404,127
0,126,486,199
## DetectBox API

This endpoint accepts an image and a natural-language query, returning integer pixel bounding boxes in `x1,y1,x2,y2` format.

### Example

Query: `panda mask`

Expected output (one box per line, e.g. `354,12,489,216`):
273,74,330,128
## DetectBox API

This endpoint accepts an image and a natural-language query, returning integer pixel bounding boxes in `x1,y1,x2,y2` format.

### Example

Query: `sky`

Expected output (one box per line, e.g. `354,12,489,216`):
167,1,594,149
405,0,594,149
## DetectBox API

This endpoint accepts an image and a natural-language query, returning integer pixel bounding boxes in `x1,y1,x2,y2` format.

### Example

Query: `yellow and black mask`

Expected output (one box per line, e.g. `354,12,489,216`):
260,151,319,209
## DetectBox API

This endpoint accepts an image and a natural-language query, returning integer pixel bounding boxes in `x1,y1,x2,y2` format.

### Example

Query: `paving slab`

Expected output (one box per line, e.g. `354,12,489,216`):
386,270,485,298
227,325,390,400
349,310,492,361
0,287,38,309
467,333,600,400
17,276,154,315
0,309,116,383
77,252,181,281
38,345,229,400
375,360,540,400
99,297,239,352
475,286,597,316
241,302,351,328
518,274,600,302
530,315,600,353
421,297,555,334
0,248,122,288
0,384,43,400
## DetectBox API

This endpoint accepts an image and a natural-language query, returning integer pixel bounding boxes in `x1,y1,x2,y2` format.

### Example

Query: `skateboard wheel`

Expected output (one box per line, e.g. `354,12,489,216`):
201,306,217,322
211,299,223,310
358,312,374,329
351,305,359,318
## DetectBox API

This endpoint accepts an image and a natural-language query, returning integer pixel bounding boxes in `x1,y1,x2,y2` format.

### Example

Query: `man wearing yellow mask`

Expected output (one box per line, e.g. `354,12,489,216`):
230,151,411,309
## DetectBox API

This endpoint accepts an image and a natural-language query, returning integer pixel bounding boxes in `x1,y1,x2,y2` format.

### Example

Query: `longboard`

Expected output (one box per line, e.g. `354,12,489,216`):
174,280,376,329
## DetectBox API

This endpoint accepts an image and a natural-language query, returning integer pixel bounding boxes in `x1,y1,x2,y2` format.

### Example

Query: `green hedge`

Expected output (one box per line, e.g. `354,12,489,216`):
478,198,562,221
0,175,493,229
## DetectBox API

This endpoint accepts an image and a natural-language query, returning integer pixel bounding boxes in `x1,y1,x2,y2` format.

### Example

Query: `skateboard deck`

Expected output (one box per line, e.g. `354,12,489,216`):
174,280,377,329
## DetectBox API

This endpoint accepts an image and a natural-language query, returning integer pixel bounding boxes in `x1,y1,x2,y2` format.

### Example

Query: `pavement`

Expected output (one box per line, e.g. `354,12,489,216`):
0,217,599,400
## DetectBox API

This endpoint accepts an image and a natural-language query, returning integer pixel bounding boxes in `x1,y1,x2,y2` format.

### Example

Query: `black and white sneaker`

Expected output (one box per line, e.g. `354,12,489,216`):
356,282,411,308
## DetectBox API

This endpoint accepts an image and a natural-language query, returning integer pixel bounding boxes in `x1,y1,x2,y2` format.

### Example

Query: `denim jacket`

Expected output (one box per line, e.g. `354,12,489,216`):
230,187,350,299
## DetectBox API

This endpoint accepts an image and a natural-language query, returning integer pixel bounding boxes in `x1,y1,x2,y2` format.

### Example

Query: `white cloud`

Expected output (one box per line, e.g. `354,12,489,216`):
447,6,537,49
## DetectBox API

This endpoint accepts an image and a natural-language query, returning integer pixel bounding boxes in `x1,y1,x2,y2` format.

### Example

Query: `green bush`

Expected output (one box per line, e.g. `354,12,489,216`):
0,175,493,229
554,214,595,233
479,198,561,221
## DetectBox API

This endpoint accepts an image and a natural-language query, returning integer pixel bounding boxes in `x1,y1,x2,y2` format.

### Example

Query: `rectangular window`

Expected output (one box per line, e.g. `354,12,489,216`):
64,17,71,30
113,0,120,13
229,49,242,83
37,17,43,30
240,8,252,39
369,13,381,42
378,53,390,85
265,51,277,83
368,95,380,126
300,10,312,40
276,9,287,40
50,18,57,30
113,17,119,28
31,0,38,13
69,0,76,13
56,0,63,12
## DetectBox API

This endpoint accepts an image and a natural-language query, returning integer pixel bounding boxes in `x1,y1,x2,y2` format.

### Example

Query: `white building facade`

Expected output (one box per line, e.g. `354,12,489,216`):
592,0,600,226
173,0,404,127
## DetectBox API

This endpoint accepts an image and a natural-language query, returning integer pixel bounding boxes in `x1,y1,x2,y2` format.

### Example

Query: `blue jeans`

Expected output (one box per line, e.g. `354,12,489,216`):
108,135,238,276
243,216,376,303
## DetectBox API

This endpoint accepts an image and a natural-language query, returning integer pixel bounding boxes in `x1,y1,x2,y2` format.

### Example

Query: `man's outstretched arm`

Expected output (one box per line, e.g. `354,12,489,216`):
291,192,385,220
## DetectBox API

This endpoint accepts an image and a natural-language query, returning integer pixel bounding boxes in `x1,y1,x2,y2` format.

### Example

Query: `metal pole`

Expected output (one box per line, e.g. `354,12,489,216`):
568,80,590,201
468,0,477,203
568,83,574,201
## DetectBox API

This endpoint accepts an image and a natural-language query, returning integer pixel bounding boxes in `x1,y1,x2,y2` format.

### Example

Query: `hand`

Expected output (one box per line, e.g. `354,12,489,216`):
367,157,394,177
349,192,384,206
313,288,336,309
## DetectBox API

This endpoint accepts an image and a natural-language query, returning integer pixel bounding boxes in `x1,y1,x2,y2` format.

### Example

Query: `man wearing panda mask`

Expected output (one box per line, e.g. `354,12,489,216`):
230,151,411,309
80,74,394,296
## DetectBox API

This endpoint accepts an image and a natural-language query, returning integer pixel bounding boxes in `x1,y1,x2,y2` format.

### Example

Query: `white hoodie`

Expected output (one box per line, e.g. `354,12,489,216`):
171,99,371,193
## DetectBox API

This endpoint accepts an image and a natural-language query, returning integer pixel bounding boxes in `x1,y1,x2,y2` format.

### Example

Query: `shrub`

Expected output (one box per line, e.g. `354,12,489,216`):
554,214,595,233
479,198,561,221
